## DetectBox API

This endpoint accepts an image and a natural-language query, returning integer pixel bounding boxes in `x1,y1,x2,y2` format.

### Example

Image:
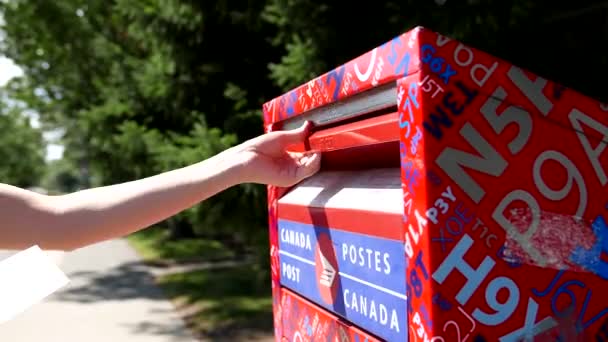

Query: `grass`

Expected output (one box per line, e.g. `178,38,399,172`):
127,226,236,262
158,265,273,340
126,226,274,340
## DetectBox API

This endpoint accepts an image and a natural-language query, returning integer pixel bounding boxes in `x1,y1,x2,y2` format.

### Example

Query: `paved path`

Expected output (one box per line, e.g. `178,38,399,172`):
0,239,197,342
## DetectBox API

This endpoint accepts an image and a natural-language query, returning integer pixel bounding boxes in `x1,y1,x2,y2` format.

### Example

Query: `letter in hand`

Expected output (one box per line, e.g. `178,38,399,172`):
234,121,321,187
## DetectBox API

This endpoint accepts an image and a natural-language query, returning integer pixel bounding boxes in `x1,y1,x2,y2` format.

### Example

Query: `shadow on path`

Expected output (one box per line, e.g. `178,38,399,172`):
53,261,167,303
121,320,196,342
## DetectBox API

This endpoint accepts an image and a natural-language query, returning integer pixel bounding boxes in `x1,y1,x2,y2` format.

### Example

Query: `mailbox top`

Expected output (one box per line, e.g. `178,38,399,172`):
262,25,426,130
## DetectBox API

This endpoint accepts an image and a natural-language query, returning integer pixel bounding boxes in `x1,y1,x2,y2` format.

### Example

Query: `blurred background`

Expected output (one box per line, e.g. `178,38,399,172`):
0,0,606,341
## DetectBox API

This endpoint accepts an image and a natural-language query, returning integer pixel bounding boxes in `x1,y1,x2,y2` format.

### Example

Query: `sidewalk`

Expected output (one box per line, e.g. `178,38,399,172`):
0,239,198,342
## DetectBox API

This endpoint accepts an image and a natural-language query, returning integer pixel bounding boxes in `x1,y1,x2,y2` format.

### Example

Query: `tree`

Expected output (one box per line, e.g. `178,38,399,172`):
263,0,607,103
40,158,82,194
0,103,46,188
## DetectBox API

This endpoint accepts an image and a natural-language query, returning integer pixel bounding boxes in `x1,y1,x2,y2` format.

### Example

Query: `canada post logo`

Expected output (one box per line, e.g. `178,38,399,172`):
315,232,340,305
277,219,408,342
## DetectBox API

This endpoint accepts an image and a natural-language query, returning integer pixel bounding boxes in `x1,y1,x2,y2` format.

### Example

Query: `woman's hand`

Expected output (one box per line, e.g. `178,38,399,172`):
230,121,321,187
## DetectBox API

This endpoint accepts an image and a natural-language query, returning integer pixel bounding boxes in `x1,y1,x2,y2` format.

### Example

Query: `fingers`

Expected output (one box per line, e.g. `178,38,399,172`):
278,121,313,146
296,151,321,181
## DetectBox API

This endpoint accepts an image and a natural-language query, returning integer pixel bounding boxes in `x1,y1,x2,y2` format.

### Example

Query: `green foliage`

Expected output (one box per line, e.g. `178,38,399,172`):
41,158,81,194
268,34,320,91
127,226,236,261
0,105,46,188
261,0,607,102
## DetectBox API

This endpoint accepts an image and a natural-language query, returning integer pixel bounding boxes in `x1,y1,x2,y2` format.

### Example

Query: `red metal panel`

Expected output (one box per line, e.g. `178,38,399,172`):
280,288,381,342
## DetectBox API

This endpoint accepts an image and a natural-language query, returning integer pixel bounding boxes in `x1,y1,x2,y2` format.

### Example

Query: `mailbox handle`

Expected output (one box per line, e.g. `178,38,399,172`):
305,112,399,153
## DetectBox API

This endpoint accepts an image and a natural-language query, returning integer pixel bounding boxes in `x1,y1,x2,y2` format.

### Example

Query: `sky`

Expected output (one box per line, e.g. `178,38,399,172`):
0,56,65,161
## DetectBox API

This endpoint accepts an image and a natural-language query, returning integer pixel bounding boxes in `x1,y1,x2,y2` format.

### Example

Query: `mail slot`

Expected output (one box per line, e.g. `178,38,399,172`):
264,26,608,342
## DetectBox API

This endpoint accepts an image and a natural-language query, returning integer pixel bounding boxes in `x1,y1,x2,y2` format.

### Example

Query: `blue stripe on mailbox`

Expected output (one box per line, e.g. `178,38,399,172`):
277,218,407,342
278,219,406,293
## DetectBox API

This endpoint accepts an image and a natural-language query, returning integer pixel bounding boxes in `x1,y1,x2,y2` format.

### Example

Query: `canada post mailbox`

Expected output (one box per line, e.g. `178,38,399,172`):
263,26,608,342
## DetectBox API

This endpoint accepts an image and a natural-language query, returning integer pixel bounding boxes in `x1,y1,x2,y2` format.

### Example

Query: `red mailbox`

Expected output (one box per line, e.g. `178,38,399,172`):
263,26,608,341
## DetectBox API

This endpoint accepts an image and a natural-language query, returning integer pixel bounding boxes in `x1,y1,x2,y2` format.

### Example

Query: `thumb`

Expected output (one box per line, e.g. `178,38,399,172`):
278,121,313,145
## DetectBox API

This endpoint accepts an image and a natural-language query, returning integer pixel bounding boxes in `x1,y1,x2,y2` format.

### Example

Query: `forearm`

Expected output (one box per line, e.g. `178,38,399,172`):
0,151,243,251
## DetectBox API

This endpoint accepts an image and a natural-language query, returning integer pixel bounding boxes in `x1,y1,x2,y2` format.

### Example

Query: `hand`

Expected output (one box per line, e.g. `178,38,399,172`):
231,121,321,187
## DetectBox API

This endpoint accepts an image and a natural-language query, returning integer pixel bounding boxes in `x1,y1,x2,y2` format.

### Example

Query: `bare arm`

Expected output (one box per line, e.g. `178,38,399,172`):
0,150,241,251
0,122,320,251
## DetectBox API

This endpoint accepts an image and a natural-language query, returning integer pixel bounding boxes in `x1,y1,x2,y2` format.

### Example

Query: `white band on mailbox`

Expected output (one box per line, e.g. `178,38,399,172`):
279,168,403,213
0,245,70,324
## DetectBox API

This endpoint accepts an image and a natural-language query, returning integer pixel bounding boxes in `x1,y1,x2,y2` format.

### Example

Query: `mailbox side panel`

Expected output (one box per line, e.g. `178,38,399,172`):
400,29,608,341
